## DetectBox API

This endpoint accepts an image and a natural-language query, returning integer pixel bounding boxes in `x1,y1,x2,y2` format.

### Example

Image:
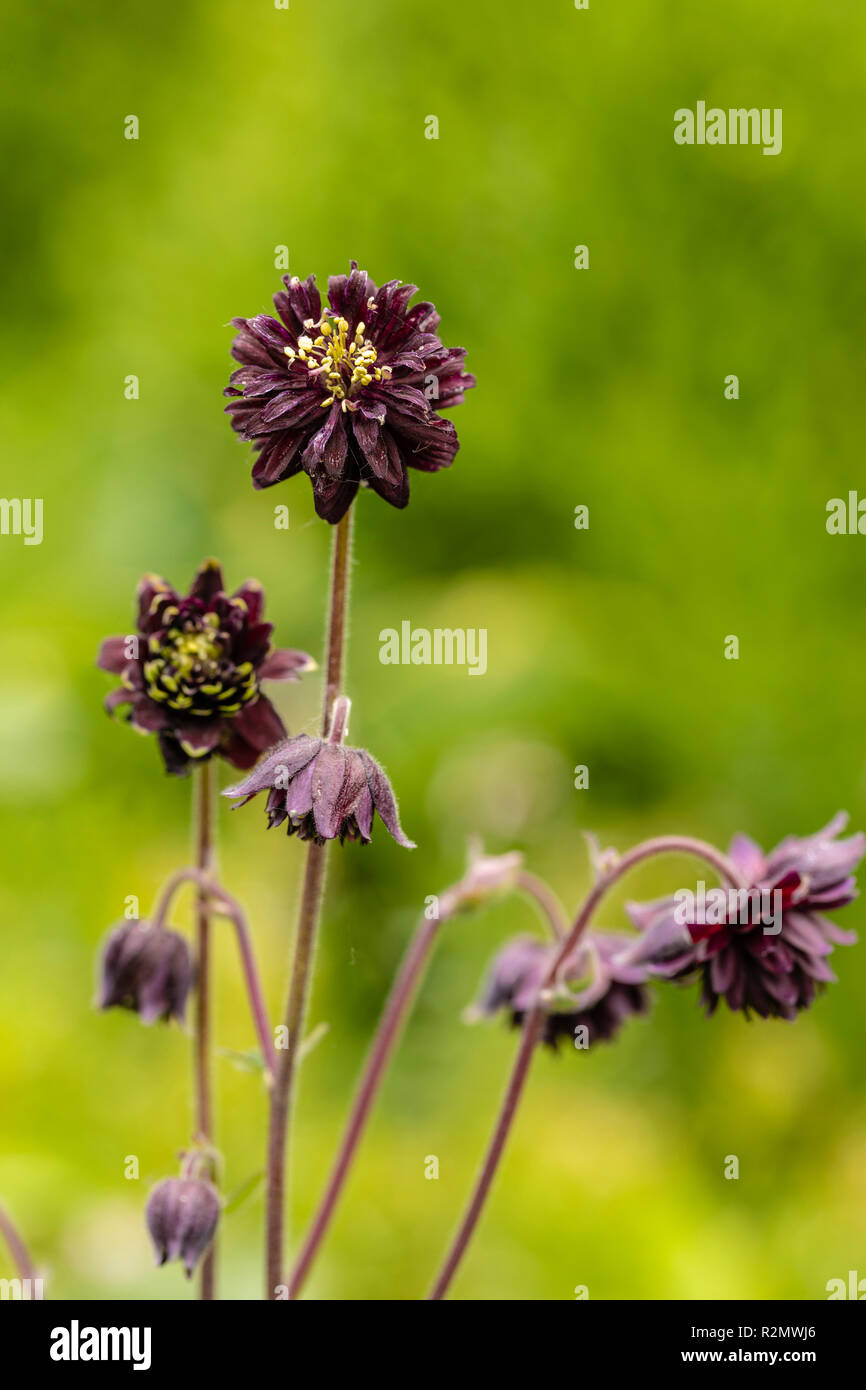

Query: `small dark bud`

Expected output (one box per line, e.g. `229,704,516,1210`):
97,919,193,1025
145,1177,220,1277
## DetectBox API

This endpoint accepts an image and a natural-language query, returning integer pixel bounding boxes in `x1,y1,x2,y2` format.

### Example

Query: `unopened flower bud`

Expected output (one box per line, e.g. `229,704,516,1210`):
98,920,193,1025
454,846,524,911
145,1177,220,1277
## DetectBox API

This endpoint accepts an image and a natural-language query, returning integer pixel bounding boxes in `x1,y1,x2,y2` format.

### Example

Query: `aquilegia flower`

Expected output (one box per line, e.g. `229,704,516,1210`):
97,920,193,1025
224,262,475,522
97,560,313,775
223,729,415,848
146,1177,220,1277
621,813,864,1020
469,931,650,1049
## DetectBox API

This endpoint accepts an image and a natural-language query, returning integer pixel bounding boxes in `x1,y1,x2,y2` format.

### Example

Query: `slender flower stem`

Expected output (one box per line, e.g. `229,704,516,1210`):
152,866,207,928
210,887,277,1079
427,835,744,1300
516,870,568,940
322,507,353,729
265,841,328,1296
0,1202,36,1283
264,505,354,1299
152,869,273,1074
193,759,217,1301
288,889,460,1299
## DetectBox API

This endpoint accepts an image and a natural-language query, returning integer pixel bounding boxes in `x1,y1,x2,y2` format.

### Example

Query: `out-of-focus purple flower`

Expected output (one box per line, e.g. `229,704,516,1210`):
97,920,193,1025
224,262,475,522
469,931,650,1049
620,814,864,1020
145,1177,220,1277
222,733,415,848
451,845,524,912
97,560,313,776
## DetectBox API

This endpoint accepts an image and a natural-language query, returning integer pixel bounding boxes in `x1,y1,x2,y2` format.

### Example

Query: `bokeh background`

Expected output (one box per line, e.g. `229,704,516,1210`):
1,0,865,1300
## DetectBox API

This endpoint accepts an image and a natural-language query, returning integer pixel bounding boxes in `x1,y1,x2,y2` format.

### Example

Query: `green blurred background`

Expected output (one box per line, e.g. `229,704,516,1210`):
1,0,865,1300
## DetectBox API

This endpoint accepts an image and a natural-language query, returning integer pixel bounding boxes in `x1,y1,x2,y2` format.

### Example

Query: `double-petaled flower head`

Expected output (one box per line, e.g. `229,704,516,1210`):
224,262,475,522
469,931,650,1049
621,814,864,1020
97,919,193,1025
97,560,313,775
145,1177,220,1278
223,723,415,848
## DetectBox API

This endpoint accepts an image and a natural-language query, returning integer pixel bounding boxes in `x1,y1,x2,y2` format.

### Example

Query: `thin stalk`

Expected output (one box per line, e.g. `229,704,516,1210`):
151,866,207,928
322,507,353,729
516,870,568,940
288,893,458,1299
427,835,744,1299
265,505,354,1299
211,888,277,1079
193,759,217,1300
151,869,272,1073
0,1202,36,1282
265,840,328,1296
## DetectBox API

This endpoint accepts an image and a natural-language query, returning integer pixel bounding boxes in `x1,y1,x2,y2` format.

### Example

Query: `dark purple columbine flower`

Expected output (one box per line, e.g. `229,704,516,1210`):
97,919,193,1025
145,1177,220,1277
620,813,864,1020
224,262,475,522
469,931,650,1049
222,732,415,848
97,559,314,776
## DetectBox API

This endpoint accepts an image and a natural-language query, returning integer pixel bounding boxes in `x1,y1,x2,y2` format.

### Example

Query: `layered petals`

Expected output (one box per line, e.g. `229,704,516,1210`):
97,560,313,776
624,815,863,1020
224,262,475,522
223,734,415,848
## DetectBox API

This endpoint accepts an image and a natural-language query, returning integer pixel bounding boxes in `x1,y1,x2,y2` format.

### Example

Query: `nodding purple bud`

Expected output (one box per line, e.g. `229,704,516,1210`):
145,1177,220,1278
223,732,415,848
97,919,193,1025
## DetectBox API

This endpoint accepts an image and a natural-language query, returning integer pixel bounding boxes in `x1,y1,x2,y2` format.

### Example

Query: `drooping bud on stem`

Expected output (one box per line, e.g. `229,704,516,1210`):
145,1173,220,1278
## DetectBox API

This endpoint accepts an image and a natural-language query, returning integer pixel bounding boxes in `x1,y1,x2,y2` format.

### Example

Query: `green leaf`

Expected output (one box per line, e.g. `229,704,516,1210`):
299,1021,330,1061
217,1046,265,1075
223,1170,264,1216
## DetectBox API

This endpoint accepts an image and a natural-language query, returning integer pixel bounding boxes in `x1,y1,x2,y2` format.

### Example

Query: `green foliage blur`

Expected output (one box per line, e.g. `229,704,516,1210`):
1,0,865,1300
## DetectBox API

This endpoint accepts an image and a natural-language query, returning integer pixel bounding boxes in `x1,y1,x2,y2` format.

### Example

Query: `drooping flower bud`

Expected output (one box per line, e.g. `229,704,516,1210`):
222,717,415,848
145,1177,220,1277
468,931,650,1049
97,920,193,1025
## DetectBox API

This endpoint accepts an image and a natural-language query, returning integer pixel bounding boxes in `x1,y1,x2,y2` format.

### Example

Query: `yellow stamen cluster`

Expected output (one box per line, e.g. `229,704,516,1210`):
143,612,257,716
284,315,392,410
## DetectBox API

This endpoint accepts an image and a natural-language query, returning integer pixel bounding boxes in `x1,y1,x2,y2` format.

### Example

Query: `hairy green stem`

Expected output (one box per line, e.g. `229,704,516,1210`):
264,505,354,1298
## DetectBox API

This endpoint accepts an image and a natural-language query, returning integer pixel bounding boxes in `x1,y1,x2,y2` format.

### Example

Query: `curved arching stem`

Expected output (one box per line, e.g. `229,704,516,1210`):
427,835,744,1300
